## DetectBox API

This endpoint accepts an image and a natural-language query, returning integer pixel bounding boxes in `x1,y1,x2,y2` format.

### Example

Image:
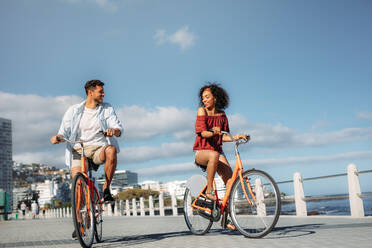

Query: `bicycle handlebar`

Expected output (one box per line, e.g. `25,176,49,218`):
208,130,250,147
220,131,250,145
56,131,107,145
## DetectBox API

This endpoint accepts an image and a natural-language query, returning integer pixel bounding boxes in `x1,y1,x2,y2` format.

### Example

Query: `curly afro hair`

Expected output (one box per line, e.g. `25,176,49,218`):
199,82,229,110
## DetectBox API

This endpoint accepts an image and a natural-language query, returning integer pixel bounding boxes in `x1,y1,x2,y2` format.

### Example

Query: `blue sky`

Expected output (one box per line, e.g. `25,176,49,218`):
0,0,371,195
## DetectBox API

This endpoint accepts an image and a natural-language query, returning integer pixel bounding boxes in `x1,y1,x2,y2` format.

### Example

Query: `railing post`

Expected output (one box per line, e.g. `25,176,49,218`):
348,164,365,217
140,197,145,216
294,172,307,216
255,178,266,216
159,192,165,216
119,200,123,216
125,200,130,216
149,195,155,216
171,193,177,216
103,204,108,216
132,198,137,216
115,201,120,216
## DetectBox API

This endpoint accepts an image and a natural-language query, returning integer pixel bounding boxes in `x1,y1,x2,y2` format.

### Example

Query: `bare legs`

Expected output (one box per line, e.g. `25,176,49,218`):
99,146,117,192
71,145,117,192
195,150,233,201
195,150,236,230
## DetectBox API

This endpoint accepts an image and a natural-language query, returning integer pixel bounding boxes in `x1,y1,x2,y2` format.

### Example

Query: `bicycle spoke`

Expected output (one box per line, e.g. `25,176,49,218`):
183,188,213,235
72,174,95,248
229,170,281,238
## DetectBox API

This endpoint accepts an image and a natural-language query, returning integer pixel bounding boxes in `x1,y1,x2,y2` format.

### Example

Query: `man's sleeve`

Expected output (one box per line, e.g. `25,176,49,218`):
58,107,73,138
107,106,124,134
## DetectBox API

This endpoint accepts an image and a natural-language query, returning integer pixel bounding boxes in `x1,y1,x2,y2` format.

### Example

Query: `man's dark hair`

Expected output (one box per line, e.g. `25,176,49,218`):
199,82,230,110
84,80,104,95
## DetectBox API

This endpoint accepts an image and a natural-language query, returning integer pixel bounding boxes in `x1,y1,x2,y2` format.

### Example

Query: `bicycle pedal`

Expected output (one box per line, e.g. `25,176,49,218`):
195,198,214,210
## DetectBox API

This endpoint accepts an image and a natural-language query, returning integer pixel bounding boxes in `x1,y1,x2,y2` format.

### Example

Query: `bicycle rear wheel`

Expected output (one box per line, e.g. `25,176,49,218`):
93,188,103,243
72,173,95,248
183,188,213,235
229,169,281,238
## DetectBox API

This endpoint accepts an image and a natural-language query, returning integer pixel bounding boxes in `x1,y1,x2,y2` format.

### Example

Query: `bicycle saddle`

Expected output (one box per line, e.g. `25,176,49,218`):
86,158,100,171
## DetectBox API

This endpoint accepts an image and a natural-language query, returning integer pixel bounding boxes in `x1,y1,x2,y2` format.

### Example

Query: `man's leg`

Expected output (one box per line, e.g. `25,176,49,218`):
99,145,117,200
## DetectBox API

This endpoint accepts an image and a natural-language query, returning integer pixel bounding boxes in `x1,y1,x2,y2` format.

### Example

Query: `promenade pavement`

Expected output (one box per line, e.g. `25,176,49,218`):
0,215,371,248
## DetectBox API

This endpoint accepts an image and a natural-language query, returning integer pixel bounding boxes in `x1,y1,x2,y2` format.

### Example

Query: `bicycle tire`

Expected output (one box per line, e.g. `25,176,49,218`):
183,188,213,235
72,173,95,248
93,187,103,243
229,169,281,238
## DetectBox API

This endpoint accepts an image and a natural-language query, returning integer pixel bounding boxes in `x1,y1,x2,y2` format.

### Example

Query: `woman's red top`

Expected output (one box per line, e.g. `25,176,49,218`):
193,114,230,153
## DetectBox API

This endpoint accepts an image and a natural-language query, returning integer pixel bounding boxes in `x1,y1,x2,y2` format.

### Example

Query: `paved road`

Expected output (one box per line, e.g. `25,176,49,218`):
0,216,371,248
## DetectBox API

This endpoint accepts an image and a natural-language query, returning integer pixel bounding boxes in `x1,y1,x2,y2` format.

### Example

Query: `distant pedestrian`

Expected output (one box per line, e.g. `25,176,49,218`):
31,201,37,219
36,203,40,219
20,202,26,220
42,207,46,218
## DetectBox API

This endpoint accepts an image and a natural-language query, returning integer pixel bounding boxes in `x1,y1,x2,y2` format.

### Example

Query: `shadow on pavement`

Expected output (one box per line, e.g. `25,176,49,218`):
97,231,192,247
95,224,323,247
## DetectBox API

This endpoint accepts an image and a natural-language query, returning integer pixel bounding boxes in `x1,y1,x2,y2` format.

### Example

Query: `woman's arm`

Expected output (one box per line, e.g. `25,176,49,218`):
222,134,248,142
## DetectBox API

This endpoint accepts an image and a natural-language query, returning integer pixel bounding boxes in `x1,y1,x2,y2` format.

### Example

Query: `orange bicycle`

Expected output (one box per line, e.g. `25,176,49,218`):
183,131,281,238
57,135,104,248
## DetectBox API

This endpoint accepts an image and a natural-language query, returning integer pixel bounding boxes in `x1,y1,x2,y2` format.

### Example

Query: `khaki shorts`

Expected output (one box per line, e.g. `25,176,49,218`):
71,145,106,168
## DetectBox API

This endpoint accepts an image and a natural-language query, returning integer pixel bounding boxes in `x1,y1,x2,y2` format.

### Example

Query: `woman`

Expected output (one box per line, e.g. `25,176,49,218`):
193,83,248,230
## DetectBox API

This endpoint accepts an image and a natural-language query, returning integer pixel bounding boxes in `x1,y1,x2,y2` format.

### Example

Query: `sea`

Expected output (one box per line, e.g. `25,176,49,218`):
280,194,372,216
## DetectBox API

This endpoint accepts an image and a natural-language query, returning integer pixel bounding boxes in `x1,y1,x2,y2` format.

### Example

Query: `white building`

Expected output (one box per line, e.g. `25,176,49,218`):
165,180,187,200
140,181,162,191
33,180,57,207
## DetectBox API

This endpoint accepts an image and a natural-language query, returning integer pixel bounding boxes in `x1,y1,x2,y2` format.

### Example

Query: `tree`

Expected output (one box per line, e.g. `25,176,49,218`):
117,188,159,200
54,200,62,208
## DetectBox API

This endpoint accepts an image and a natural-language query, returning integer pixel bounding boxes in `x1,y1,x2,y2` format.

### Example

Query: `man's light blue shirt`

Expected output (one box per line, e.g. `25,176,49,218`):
58,101,124,168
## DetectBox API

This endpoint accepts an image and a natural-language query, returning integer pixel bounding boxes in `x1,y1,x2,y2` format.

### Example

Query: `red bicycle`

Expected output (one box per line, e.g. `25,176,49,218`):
57,136,104,248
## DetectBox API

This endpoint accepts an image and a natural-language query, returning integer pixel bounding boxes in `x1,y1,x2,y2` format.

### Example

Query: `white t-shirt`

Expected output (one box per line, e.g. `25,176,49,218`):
31,202,37,213
75,106,108,148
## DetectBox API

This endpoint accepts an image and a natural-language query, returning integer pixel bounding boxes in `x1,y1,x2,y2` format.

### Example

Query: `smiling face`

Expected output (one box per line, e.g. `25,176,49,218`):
202,88,216,109
89,85,105,104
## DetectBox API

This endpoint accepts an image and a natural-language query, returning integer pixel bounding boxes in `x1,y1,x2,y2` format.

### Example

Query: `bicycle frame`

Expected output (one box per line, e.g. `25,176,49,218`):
59,137,103,217
192,132,254,217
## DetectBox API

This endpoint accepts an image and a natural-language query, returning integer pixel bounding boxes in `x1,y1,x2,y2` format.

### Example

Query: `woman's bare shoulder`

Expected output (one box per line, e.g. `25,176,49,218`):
197,107,207,116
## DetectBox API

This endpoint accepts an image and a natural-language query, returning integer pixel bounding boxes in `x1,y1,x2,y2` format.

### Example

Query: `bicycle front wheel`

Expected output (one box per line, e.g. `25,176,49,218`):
183,188,213,235
72,173,95,248
93,187,103,243
229,169,281,238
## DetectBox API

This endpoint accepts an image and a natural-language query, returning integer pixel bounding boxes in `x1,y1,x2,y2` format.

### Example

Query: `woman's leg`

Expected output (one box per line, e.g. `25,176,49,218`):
216,155,236,230
216,155,233,189
195,150,220,201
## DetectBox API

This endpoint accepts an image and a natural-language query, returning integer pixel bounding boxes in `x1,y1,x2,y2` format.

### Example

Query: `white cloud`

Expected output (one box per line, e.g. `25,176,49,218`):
2,91,371,168
118,142,192,163
244,150,372,168
357,112,372,121
135,150,372,178
154,26,197,50
13,150,65,168
0,91,82,154
136,162,198,177
116,105,194,141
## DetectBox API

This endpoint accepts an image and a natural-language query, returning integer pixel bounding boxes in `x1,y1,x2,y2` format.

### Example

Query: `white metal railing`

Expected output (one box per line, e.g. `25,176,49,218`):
14,191,180,219
277,163,371,217
11,164,370,220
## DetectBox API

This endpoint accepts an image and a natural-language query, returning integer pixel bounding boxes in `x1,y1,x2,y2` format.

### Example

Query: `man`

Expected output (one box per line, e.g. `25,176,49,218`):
50,80,123,238
51,80,123,200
